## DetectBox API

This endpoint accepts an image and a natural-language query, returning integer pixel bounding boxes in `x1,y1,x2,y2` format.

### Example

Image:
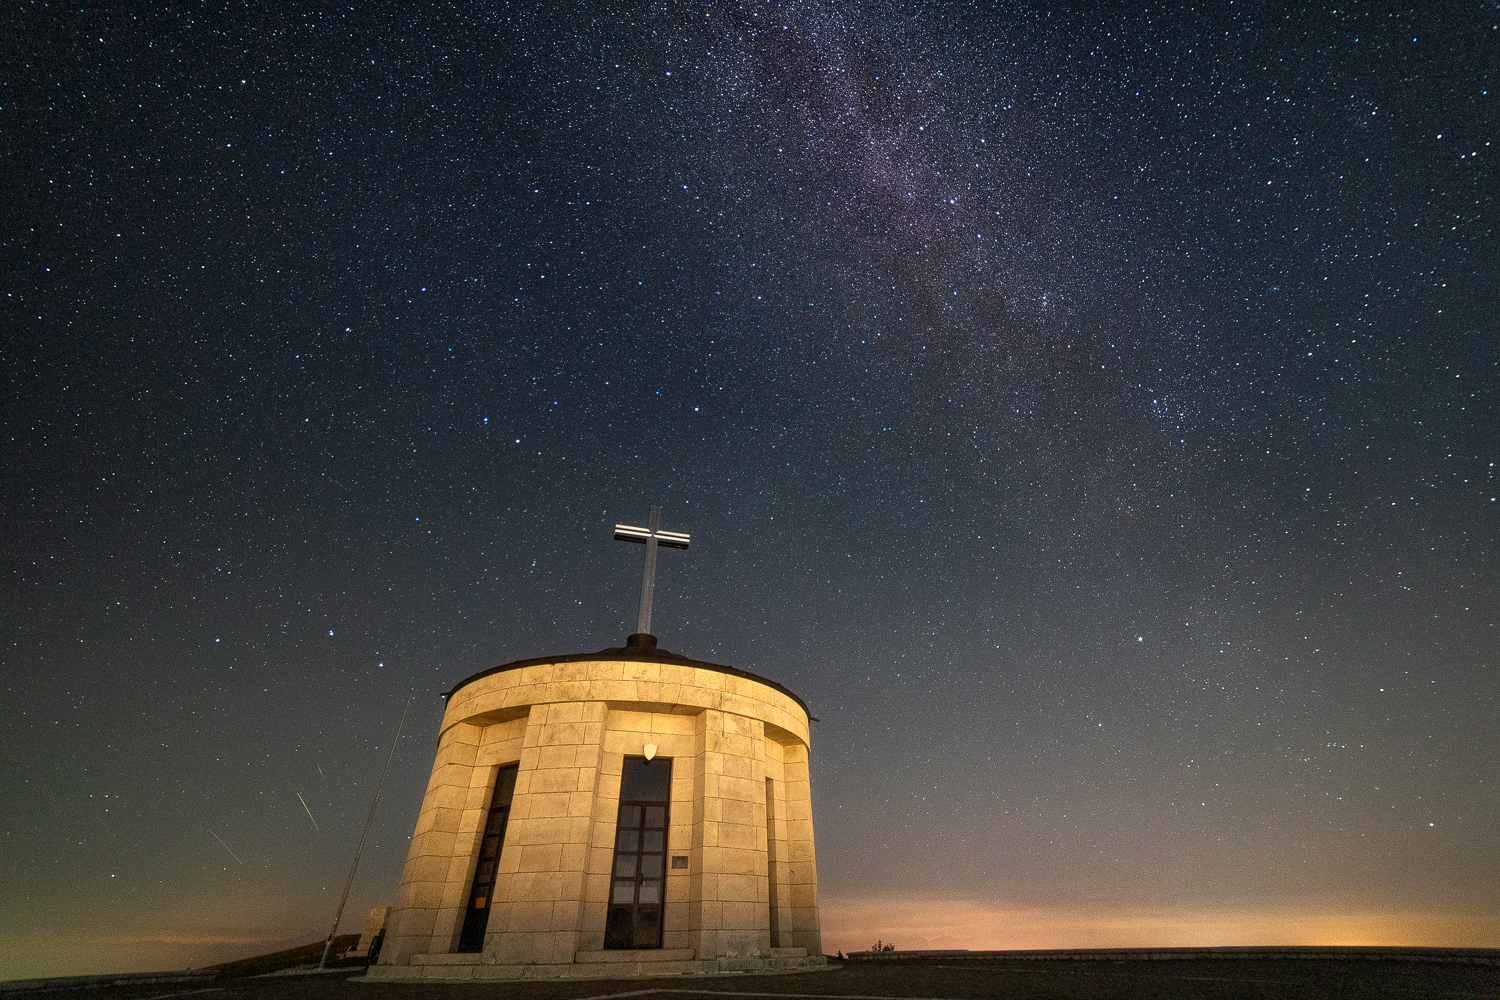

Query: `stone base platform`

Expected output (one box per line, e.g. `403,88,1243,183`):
365,948,825,982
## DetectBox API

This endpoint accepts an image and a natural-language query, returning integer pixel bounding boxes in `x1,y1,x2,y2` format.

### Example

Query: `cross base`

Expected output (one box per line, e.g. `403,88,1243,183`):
625,633,658,650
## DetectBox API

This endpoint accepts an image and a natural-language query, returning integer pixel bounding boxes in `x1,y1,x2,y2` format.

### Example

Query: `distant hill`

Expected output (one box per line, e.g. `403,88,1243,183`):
205,935,363,978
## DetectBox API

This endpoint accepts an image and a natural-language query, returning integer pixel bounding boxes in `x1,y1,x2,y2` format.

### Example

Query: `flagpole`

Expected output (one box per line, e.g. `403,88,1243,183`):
320,688,415,969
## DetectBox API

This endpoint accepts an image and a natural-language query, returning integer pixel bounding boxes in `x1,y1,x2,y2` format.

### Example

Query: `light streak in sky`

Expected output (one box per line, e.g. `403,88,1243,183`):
208,830,243,866
296,792,320,831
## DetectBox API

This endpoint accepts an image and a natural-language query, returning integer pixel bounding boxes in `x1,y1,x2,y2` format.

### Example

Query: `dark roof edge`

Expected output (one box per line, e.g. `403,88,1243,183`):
442,645,815,720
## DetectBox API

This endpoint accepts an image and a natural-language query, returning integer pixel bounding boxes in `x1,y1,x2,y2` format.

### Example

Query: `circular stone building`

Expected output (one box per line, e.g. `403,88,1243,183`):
369,636,823,981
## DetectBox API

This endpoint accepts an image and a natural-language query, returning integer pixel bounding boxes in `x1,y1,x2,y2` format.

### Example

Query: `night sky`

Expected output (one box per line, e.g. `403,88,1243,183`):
3,2,1497,980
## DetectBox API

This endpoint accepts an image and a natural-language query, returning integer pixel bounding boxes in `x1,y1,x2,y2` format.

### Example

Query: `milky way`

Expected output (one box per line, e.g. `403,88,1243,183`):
2,2,1496,977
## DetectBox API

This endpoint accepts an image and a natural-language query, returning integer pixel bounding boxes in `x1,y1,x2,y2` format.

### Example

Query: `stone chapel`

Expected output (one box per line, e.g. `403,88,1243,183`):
368,510,823,980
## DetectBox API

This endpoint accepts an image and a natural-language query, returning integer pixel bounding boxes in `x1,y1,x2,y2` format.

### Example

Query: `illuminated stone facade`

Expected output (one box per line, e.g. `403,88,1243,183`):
368,642,823,980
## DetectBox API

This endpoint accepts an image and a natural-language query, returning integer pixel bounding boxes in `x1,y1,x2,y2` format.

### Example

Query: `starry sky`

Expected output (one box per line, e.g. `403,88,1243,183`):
3,1,1497,980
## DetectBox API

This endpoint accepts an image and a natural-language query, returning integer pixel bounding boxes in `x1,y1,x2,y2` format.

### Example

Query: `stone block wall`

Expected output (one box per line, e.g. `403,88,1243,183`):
377,655,820,971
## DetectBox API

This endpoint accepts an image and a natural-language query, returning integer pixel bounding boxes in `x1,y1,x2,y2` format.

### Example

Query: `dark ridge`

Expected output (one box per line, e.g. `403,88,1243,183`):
0,936,364,993
206,935,364,978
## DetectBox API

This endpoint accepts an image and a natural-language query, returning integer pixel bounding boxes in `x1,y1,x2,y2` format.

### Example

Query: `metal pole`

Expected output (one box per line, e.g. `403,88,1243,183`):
319,688,415,970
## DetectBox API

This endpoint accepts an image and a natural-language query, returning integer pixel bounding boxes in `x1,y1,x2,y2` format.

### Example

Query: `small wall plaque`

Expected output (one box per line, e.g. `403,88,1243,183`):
671,855,689,870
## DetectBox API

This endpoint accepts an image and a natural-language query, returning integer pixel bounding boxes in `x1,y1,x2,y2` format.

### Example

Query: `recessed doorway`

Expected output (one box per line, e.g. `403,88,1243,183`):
457,762,518,952
604,755,672,949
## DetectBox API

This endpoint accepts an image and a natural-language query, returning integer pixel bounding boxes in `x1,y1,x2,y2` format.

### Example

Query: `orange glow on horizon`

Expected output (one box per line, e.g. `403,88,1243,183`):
0,927,315,982
819,896,1500,955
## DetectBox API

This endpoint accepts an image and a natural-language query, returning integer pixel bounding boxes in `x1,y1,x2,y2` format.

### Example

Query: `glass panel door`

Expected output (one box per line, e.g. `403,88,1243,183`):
603,756,672,949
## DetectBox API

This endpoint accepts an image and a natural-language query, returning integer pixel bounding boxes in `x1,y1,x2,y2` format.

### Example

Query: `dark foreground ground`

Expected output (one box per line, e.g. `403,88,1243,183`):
6,949,1500,1000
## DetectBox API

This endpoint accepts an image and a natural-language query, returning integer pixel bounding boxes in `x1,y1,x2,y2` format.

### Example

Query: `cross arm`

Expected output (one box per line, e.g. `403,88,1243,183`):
613,524,691,549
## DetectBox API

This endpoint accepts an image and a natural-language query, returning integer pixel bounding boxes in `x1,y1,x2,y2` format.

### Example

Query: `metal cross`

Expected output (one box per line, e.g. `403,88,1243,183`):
614,505,690,639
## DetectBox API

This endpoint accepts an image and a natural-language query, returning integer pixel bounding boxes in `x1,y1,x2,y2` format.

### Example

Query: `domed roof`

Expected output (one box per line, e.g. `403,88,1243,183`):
442,638,814,719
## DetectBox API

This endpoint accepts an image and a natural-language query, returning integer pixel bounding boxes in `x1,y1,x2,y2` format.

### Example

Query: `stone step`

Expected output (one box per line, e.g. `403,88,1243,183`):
367,953,827,982
574,948,697,963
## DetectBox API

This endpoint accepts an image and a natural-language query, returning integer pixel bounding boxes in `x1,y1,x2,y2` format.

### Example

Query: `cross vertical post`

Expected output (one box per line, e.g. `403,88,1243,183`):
636,505,662,636
614,505,690,645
